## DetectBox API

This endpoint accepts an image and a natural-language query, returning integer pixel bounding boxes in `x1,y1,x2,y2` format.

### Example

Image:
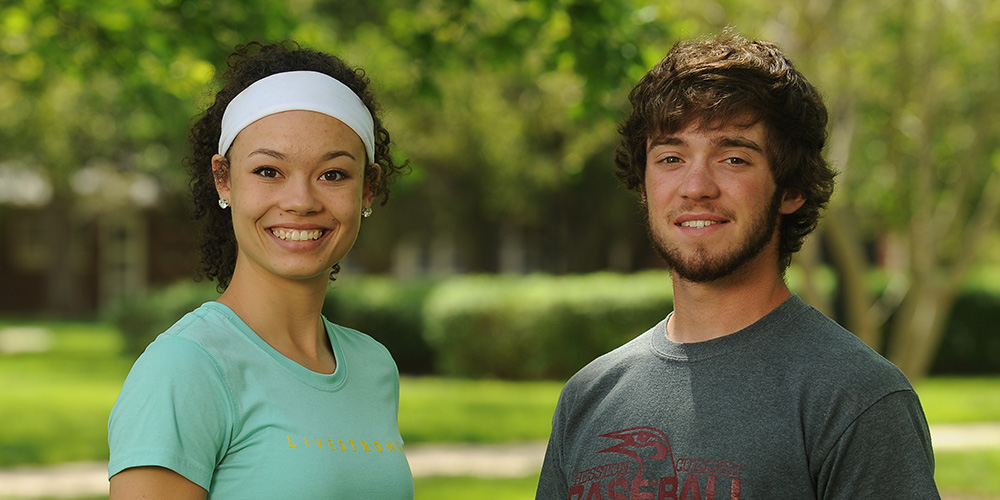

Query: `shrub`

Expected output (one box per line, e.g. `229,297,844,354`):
106,269,1000,378
104,280,220,357
930,290,1000,375
423,272,673,380
105,276,438,372
324,277,438,374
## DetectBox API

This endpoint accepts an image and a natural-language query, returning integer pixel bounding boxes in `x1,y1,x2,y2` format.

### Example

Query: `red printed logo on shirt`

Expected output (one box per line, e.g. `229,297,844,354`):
568,426,742,500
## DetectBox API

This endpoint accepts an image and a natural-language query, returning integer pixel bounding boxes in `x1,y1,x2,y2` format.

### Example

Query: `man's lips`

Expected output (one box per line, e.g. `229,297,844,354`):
678,219,725,229
674,214,730,229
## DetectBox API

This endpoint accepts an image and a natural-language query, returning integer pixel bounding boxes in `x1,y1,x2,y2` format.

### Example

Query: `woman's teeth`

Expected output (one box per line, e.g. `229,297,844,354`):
272,228,323,241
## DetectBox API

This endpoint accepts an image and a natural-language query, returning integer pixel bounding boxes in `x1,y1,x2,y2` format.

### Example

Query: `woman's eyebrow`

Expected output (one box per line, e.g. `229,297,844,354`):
321,150,356,162
247,148,286,160
246,149,357,161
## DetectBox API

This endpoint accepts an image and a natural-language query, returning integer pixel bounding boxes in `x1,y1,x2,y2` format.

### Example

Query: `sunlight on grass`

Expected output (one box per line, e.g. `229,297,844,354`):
414,475,538,500
399,376,562,444
935,449,1000,497
0,321,131,467
916,377,1000,424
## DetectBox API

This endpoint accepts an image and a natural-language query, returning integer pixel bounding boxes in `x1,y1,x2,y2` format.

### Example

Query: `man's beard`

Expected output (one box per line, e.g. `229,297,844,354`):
646,191,783,283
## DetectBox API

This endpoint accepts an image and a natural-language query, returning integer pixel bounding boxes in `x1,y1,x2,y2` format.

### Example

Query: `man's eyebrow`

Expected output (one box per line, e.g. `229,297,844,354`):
646,135,764,153
647,136,685,152
715,136,763,153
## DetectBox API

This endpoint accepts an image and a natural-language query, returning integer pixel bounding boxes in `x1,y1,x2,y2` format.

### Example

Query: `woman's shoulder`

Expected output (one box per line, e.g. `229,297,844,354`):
150,301,252,350
323,319,389,352
131,303,241,373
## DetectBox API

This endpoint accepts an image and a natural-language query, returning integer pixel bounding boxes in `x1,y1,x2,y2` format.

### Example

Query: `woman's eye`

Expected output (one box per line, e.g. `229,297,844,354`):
253,167,279,178
322,170,346,182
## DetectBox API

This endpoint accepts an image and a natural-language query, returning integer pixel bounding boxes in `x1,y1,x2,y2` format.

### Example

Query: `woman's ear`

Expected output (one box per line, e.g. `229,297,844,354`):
212,154,232,201
363,163,382,207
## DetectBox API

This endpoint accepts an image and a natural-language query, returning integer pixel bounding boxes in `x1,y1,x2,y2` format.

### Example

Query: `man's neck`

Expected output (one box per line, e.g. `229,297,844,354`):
666,253,792,344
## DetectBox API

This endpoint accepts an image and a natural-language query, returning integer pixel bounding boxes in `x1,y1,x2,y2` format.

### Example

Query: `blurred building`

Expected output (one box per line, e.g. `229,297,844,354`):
0,161,197,316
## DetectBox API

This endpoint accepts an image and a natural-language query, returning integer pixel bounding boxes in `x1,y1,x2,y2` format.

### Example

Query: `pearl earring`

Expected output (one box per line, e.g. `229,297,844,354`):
218,198,230,209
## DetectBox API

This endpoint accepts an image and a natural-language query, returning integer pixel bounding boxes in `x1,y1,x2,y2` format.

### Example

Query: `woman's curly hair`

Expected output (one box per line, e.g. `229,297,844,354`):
187,41,406,289
614,31,836,271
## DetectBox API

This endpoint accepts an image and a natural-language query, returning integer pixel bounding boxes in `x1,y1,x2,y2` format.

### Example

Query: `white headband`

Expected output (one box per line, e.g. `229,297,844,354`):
218,71,375,162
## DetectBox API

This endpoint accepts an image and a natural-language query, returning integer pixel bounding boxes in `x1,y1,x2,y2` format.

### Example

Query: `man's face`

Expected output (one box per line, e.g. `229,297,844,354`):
642,120,801,283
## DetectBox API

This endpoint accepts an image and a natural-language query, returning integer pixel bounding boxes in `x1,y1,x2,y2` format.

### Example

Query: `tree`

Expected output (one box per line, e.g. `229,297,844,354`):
0,0,303,311
3,0,998,377
723,0,1000,380
329,0,683,274
835,0,1000,380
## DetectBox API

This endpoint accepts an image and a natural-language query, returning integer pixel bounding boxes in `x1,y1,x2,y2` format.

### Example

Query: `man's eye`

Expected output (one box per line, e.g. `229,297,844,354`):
724,157,748,165
661,156,682,164
253,167,279,178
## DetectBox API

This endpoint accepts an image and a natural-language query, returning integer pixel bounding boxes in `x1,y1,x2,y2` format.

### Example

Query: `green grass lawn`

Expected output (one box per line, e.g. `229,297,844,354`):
916,376,1000,424
935,449,1000,499
0,321,132,466
1,318,999,499
399,376,561,443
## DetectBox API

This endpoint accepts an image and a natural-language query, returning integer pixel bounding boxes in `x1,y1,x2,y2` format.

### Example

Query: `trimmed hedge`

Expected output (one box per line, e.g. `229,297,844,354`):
105,276,438,374
323,277,437,374
931,289,1000,374
105,270,1000,379
103,280,220,356
423,272,673,379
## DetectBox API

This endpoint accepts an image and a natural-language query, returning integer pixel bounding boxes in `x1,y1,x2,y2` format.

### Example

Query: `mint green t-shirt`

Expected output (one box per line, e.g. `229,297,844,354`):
108,302,414,499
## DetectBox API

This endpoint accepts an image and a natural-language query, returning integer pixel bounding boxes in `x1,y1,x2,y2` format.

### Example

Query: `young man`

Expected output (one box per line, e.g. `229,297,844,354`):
535,32,939,499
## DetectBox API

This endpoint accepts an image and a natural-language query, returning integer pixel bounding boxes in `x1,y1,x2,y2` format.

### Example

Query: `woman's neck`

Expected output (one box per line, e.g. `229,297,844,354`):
217,264,335,373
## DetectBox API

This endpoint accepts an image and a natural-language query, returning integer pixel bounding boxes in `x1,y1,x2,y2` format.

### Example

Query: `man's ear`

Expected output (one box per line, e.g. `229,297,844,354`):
779,190,806,215
212,154,231,201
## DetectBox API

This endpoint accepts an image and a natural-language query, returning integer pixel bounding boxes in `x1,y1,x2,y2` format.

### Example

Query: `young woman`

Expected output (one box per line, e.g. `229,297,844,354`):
108,41,413,499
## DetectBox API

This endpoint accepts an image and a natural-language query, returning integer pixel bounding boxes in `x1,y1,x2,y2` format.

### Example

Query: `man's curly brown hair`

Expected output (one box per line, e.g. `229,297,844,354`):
186,41,407,289
614,32,836,271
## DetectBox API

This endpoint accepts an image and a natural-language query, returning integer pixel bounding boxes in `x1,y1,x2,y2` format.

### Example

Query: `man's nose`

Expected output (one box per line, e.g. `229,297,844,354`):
677,160,720,201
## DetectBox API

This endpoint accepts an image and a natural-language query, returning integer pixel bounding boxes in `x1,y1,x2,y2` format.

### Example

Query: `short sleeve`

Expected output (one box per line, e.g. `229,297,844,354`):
108,336,235,490
535,385,572,499
817,390,940,499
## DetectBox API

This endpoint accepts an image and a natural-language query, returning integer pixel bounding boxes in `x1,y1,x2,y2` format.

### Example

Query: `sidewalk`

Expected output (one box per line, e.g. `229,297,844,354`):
0,442,549,499
1,424,996,499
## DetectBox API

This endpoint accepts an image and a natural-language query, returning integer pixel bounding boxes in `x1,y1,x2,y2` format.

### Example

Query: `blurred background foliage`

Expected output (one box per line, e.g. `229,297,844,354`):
2,0,999,381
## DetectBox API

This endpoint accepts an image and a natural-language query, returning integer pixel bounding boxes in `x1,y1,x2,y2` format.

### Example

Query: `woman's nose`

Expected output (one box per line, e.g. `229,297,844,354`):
279,178,322,214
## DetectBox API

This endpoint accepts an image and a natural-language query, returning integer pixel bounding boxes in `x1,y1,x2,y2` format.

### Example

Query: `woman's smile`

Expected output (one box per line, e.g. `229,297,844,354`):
270,228,325,242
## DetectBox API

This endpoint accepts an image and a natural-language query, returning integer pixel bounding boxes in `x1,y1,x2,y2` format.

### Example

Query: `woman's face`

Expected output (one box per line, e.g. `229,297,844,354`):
213,110,377,287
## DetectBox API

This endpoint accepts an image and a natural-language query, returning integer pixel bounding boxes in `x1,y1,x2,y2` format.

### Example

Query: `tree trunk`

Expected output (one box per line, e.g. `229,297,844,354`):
887,283,956,381
823,207,882,350
792,235,832,317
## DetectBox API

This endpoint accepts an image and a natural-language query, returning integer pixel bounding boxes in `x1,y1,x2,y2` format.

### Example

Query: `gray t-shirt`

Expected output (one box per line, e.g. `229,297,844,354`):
536,295,939,499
